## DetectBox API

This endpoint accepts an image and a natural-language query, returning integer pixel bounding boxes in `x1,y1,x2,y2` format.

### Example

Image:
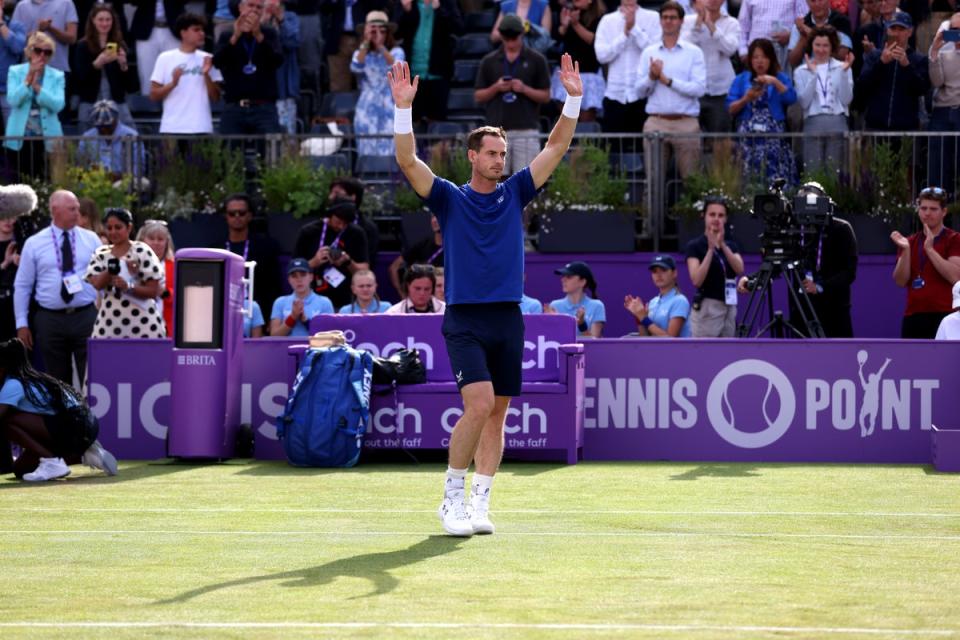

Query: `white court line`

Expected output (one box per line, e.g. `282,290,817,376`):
2,529,959,541
5,507,960,518
0,622,956,636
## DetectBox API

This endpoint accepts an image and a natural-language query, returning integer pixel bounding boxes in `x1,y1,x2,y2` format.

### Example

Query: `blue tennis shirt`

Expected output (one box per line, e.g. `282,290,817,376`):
424,168,538,305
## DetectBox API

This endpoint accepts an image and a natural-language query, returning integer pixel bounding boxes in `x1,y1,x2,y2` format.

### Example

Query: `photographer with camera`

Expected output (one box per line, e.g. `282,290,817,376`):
891,186,960,338
736,181,857,338
685,195,744,337
85,208,166,339
793,182,858,337
293,197,370,310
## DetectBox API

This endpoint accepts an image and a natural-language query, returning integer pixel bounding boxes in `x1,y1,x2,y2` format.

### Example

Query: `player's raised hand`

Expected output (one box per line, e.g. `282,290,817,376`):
558,53,582,97
388,60,419,109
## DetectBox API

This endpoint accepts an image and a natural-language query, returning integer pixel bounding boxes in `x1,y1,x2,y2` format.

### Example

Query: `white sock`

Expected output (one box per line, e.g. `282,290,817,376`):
471,473,494,508
444,466,468,499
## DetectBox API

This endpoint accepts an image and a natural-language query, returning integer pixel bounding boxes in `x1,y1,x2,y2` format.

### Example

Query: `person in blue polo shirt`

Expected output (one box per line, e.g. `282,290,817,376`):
624,254,692,337
546,260,606,337
269,258,334,337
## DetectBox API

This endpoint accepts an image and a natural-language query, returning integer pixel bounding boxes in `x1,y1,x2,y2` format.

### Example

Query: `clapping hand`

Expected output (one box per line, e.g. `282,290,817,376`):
890,230,910,251
804,53,817,72
388,60,419,108
291,298,305,322
841,50,854,71
923,224,938,252
624,295,647,320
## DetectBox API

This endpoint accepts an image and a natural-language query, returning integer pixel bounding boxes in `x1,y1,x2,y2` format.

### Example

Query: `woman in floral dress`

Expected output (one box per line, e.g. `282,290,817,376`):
351,11,405,157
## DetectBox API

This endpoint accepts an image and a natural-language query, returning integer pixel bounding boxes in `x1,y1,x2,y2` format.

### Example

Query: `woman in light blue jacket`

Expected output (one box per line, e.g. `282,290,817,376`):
4,31,64,178
793,25,854,174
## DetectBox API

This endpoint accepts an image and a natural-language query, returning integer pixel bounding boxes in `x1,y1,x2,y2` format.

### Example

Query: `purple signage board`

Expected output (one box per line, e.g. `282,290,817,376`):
308,313,577,382
580,339,959,463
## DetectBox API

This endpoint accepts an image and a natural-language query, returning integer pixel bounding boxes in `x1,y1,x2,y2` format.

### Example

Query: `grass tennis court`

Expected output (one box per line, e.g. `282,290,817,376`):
1,460,958,639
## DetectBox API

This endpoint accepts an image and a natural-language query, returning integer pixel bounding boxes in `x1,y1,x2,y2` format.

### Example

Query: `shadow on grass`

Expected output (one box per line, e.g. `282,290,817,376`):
156,536,467,603
669,464,762,481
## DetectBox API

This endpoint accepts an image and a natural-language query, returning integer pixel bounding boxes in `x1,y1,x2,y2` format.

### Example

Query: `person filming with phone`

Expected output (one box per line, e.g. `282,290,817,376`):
927,13,960,195
73,4,136,132
854,11,929,132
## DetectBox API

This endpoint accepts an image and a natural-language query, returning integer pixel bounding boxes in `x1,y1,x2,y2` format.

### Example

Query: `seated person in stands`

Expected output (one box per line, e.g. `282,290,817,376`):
293,198,370,311
520,292,542,313
0,337,117,482
624,254,692,337
244,299,265,337
338,268,391,314
434,265,445,301
385,263,446,314
545,260,605,337
935,281,960,340
491,0,552,44
328,176,379,267
269,258,334,336
390,212,442,297
76,99,145,180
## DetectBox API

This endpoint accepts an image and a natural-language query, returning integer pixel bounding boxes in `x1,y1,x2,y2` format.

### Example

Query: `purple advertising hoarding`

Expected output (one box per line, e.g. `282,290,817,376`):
87,333,960,465
581,339,958,463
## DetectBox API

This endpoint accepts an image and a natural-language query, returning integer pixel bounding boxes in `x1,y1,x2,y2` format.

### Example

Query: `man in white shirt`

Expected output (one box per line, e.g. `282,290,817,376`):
149,13,223,134
680,0,739,133
637,1,706,179
14,190,101,387
935,281,960,339
594,0,660,145
738,0,806,69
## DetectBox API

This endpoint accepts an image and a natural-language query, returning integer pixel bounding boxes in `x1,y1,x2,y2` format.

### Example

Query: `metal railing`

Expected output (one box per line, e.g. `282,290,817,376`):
0,129,950,250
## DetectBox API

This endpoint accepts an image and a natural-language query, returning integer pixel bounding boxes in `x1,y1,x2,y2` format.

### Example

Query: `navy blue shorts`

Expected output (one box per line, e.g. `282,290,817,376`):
442,303,525,397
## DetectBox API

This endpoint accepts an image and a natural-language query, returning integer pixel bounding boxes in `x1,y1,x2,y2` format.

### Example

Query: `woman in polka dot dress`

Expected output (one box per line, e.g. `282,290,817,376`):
84,208,166,339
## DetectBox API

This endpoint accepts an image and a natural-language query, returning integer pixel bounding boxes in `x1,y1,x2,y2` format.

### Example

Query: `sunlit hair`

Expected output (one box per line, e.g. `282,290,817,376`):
137,221,176,260
25,31,56,58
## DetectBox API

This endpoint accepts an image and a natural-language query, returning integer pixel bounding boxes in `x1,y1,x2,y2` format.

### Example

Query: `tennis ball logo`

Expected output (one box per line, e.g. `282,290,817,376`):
706,359,796,449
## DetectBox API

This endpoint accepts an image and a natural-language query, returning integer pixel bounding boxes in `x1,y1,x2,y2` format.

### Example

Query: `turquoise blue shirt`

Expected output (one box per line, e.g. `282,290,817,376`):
0,377,56,415
243,300,265,338
519,294,543,314
338,300,392,314
647,288,692,337
410,2,438,79
270,291,334,337
549,295,606,328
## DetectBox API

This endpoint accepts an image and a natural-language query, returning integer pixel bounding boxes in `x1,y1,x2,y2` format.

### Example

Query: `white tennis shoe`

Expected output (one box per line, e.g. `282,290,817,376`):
469,501,495,535
23,457,70,481
81,440,118,476
438,494,474,537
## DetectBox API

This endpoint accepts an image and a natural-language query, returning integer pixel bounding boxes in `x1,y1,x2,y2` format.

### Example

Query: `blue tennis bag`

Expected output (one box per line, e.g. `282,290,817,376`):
276,346,374,467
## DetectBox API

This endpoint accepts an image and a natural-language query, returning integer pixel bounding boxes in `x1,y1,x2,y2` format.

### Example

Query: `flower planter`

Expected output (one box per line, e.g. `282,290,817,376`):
846,213,912,255
266,212,317,255
536,210,636,253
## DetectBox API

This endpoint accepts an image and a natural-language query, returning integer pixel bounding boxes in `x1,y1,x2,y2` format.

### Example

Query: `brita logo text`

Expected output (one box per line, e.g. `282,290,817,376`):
177,355,217,366
584,352,939,449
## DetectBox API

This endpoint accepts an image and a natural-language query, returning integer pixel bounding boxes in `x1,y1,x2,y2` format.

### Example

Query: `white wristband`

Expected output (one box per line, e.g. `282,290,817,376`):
394,106,413,134
562,94,582,120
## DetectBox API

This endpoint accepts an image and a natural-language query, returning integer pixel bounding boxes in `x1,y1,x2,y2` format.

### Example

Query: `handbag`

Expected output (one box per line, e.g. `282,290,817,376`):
372,348,427,385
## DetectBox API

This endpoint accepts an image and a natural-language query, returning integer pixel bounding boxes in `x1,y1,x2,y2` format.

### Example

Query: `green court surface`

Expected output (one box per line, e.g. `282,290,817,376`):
0,461,958,639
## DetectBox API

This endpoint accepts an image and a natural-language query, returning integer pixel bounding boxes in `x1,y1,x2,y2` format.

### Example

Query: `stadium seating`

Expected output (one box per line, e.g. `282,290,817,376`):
452,59,480,87
446,88,484,122
319,91,360,119
454,33,495,58
464,11,496,33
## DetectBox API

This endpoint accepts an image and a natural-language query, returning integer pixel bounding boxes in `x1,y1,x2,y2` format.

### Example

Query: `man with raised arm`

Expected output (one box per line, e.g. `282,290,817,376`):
389,55,582,537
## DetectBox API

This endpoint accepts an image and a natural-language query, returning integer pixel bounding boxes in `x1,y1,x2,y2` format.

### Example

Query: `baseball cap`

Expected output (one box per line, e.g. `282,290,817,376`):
649,255,677,271
287,257,311,275
91,99,120,127
499,13,525,38
327,198,357,224
886,11,913,29
554,260,595,283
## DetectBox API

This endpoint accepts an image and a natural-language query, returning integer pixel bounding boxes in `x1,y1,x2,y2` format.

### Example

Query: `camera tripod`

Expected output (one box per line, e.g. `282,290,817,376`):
736,259,826,339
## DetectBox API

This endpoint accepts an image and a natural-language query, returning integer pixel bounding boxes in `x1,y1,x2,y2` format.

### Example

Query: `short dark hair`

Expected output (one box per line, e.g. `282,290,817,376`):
330,176,364,210
659,1,684,19
918,186,949,208
223,193,254,215
404,263,436,292
808,25,840,56
701,195,728,216
466,126,507,152
327,197,357,224
747,38,781,77
175,12,208,38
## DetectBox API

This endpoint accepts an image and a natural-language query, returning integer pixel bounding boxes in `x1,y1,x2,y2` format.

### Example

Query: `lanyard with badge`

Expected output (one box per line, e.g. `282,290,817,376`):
427,246,443,264
317,218,347,288
914,229,945,289
815,63,832,113
714,248,737,305
53,228,83,296
502,56,519,103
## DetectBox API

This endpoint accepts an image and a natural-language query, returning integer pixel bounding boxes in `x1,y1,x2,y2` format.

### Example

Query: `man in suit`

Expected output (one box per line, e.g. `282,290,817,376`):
13,190,101,387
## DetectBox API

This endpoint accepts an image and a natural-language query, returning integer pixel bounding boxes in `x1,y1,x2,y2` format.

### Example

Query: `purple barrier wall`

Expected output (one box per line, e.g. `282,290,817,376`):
89,334,960,464
581,339,958,463
521,253,903,339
